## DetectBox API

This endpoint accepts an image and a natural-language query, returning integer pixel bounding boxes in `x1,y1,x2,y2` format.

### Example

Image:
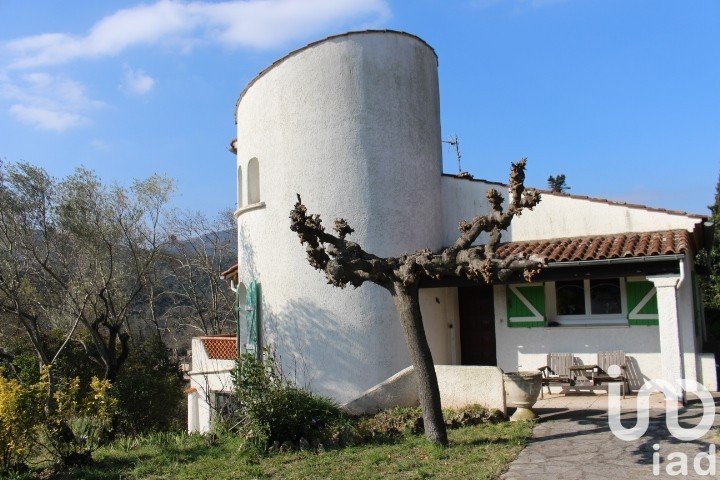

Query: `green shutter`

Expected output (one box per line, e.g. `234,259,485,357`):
245,281,261,357
627,280,658,326
507,284,545,328
235,287,244,357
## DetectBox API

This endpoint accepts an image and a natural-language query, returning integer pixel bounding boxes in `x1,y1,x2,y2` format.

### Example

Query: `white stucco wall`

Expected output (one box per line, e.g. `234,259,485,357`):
235,31,443,403
342,365,506,415
435,365,506,412
699,354,718,392
188,338,235,433
441,176,702,246
511,192,701,241
440,177,499,247
676,257,700,385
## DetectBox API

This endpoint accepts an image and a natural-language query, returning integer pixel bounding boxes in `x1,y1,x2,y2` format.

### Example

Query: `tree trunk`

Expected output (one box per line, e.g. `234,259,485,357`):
392,284,448,446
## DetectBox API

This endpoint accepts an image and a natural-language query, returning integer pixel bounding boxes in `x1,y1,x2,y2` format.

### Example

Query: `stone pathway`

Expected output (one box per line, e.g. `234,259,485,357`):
501,393,719,480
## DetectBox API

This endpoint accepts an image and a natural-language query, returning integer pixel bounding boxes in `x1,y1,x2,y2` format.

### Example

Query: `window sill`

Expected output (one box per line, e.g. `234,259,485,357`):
544,324,630,330
234,202,266,218
555,314,627,326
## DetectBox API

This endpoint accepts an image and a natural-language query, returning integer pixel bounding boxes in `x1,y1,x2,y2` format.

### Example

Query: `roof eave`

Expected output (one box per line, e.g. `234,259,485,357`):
546,253,686,269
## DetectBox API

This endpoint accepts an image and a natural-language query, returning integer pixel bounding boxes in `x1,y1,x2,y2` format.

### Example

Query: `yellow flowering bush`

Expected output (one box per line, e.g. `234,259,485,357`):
0,368,119,471
0,374,41,472
39,369,118,463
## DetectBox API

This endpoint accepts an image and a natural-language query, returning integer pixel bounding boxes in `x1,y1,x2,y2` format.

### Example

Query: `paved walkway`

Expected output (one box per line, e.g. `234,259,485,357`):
501,393,719,480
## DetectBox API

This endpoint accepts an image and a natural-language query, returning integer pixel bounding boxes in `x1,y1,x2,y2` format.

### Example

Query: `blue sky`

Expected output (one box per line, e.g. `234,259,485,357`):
0,0,718,216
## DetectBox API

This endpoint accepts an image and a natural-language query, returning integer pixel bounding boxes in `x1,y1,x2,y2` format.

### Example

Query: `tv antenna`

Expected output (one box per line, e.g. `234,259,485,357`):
442,134,463,174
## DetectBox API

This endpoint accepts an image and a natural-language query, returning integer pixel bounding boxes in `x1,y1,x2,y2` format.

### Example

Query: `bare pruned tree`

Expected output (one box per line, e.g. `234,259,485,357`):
289,159,546,445
151,209,237,346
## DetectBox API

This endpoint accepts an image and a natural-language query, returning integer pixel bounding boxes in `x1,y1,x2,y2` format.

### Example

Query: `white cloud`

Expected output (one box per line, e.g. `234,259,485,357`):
122,67,155,94
8,104,86,131
0,73,103,131
3,0,391,69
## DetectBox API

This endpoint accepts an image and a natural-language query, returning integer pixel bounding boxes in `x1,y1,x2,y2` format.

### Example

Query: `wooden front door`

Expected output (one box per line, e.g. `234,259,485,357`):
458,286,497,366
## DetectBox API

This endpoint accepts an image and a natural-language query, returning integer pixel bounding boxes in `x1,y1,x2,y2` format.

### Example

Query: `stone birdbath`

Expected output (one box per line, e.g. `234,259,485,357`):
503,371,543,421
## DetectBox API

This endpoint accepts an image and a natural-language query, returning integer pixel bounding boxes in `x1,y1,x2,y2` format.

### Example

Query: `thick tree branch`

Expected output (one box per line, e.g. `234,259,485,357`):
290,159,546,288
290,194,396,289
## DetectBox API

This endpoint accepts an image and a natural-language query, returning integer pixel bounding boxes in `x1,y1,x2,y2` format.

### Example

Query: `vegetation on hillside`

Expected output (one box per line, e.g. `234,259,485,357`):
0,161,237,474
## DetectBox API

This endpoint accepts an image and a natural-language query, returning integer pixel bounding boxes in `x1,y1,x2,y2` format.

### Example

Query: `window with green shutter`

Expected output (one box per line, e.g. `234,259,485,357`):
507,284,545,328
627,280,658,326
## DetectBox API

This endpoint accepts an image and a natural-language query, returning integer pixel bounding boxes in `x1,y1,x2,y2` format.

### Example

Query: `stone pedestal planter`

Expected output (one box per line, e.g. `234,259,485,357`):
503,371,542,421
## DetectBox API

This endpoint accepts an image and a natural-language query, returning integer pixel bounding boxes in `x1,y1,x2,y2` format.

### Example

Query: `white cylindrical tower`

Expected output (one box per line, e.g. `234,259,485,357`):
235,30,443,402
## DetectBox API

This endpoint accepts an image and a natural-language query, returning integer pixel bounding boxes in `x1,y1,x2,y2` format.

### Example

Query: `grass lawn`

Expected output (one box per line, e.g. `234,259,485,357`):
50,421,533,480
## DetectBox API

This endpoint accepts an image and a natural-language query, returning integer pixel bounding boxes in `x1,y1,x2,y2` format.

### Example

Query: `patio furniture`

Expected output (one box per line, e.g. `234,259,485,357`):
569,364,597,387
538,353,575,397
593,350,631,398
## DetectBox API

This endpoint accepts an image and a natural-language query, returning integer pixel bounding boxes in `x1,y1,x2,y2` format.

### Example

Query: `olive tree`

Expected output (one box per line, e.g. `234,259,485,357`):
290,159,545,445
0,162,173,383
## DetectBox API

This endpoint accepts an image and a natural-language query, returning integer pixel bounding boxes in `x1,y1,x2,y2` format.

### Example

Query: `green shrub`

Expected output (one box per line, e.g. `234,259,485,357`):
231,353,351,450
230,353,507,453
112,336,185,436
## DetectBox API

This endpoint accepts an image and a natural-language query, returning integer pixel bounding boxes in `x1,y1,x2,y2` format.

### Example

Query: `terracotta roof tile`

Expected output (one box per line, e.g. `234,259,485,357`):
220,264,239,284
496,229,692,264
200,336,237,360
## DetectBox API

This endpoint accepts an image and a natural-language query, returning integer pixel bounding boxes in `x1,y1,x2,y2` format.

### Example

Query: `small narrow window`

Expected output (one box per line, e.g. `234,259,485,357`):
237,165,243,208
247,158,260,204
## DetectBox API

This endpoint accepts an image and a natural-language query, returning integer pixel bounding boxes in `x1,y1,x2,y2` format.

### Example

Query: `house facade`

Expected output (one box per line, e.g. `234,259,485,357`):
189,29,716,432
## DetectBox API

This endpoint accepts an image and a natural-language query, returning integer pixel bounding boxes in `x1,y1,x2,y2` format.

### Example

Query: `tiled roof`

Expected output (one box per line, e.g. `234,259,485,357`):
220,264,239,284
200,336,237,360
441,173,707,219
497,229,693,264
